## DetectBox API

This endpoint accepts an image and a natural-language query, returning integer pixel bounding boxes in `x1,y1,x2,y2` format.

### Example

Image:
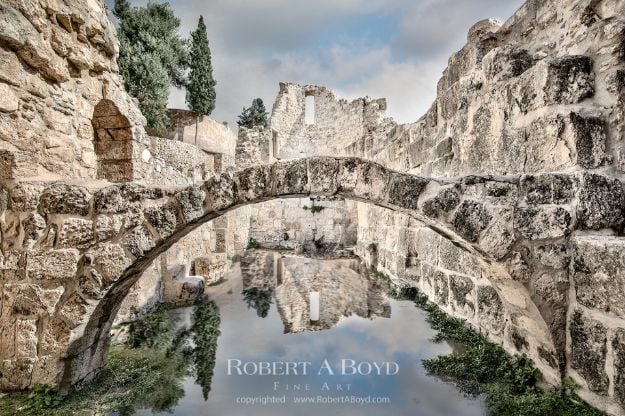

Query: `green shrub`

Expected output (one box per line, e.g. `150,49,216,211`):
247,238,261,249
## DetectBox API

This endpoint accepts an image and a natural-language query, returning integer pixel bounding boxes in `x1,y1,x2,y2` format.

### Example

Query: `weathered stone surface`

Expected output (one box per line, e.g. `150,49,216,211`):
193,255,226,285
477,285,505,336
452,200,491,242
272,159,308,195
308,157,339,195
570,113,606,169
544,55,594,105
514,207,571,240
40,184,91,216
27,249,79,280
0,83,18,112
234,165,272,203
122,226,156,258
94,184,163,214
0,150,38,179
386,172,428,210
533,244,569,269
22,213,46,247
8,182,45,211
422,186,460,218
479,208,516,260
202,167,234,206
57,293,89,328
175,185,205,222
572,237,625,318
1,284,64,318
449,274,475,317
422,264,448,306
521,174,577,205
577,173,625,230
613,329,625,407
145,203,179,239
40,317,69,355
569,309,609,395
94,215,123,241
57,218,94,248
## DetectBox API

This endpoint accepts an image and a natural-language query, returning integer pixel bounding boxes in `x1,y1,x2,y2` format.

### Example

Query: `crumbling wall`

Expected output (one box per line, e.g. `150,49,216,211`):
351,3,624,177
269,82,394,160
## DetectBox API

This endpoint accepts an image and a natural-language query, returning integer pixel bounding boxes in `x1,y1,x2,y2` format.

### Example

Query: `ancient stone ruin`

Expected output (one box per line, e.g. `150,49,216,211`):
1,0,625,415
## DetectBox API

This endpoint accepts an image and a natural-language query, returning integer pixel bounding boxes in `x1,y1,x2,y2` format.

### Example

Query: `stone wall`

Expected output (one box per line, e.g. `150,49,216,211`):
270,82,394,160
338,1,625,414
344,2,624,178
165,109,237,167
248,197,357,253
0,0,148,181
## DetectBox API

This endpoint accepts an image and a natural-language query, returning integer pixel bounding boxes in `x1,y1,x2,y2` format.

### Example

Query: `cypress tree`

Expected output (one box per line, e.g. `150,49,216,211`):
186,16,216,116
237,98,268,129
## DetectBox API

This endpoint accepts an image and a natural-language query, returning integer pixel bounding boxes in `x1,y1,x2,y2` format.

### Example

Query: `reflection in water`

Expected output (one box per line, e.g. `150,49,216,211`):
240,251,391,332
120,252,486,416
242,287,273,318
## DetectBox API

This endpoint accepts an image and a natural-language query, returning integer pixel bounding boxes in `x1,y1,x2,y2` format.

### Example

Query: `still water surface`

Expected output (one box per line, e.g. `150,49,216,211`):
134,254,485,416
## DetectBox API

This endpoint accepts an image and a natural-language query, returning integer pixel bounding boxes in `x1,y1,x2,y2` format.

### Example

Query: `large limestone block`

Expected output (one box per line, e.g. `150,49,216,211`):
569,308,609,395
572,236,625,318
577,173,625,230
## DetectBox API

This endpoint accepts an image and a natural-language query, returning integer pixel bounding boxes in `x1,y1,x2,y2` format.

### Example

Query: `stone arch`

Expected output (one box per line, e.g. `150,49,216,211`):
91,99,134,182
1,157,572,392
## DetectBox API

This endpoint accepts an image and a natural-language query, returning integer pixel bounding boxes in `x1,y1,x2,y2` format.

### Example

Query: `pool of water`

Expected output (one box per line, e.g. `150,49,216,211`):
131,253,485,416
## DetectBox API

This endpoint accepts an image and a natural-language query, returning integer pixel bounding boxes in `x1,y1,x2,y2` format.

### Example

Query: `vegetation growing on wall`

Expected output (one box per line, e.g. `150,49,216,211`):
247,237,261,249
413,293,605,416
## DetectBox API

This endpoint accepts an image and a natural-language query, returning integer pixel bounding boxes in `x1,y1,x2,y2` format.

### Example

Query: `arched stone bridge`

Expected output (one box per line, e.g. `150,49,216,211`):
1,157,623,392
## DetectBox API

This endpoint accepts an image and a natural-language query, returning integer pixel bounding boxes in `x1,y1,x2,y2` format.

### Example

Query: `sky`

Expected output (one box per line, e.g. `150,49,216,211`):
109,0,524,129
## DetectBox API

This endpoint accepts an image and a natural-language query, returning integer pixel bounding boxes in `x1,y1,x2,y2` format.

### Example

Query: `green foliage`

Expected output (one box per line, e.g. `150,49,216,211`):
113,0,130,19
0,302,223,415
247,237,261,249
23,384,62,413
126,305,174,350
186,16,216,115
229,254,241,263
237,98,268,129
303,205,325,214
116,2,188,133
192,301,221,400
415,294,605,416
242,287,273,318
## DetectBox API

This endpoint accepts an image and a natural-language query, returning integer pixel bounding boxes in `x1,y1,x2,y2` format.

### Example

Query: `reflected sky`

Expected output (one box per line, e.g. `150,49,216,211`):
136,260,485,416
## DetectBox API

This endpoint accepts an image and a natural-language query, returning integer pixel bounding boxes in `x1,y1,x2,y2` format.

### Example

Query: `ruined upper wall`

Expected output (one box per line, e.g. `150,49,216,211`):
346,0,625,178
270,82,394,159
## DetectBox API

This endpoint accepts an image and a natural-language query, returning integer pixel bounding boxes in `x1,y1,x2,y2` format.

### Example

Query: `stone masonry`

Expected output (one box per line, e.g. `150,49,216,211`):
1,0,625,415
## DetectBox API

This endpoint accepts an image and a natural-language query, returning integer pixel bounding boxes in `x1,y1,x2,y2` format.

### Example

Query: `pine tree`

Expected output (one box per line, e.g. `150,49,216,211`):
116,2,188,133
186,16,216,116
112,0,130,19
237,98,268,129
